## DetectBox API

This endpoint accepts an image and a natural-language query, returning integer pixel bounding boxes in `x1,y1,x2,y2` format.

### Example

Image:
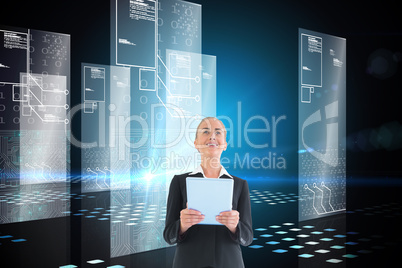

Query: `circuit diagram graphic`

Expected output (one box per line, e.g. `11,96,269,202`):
298,29,346,221
0,26,70,223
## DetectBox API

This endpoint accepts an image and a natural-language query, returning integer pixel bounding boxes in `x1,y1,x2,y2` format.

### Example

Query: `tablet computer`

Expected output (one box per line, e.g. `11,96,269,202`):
186,177,234,225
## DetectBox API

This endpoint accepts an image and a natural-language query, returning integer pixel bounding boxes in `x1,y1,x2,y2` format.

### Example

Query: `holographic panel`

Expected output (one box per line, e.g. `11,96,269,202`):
109,66,131,190
0,27,70,186
0,28,28,86
164,49,202,118
109,0,215,257
19,73,69,185
111,64,168,257
113,0,157,68
0,26,70,223
81,64,110,192
165,53,216,178
81,64,131,193
20,29,70,185
298,29,346,221
157,0,202,115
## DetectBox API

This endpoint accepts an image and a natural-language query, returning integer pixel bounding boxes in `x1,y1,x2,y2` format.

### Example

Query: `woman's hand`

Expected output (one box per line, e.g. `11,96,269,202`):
216,210,239,234
180,206,205,234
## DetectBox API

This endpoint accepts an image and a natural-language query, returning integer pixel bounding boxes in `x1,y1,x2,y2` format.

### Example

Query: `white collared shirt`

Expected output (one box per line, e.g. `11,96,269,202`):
189,165,233,178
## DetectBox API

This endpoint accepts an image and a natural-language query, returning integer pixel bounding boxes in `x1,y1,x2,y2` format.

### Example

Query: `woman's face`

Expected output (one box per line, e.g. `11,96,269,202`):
194,118,227,159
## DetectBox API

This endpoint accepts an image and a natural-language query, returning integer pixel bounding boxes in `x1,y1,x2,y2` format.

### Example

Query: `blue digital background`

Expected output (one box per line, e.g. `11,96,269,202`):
192,0,402,180
1,0,399,179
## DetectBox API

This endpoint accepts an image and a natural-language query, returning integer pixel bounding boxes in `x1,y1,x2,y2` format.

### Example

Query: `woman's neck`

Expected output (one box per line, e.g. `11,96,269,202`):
200,157,221,178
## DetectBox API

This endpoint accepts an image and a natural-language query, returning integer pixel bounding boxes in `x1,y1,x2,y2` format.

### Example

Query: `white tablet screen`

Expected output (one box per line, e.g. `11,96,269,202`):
186,177,234,225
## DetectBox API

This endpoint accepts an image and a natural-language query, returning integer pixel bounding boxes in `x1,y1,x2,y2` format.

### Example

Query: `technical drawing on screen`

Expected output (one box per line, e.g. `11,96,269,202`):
298,29,346,221
0,25,70,223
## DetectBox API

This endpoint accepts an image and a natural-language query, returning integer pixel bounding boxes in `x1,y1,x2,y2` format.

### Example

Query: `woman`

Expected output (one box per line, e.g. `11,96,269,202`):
163,117,253,268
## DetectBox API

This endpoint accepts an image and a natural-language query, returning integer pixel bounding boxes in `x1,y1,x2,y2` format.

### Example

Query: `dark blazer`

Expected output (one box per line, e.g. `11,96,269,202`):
163,172,253,268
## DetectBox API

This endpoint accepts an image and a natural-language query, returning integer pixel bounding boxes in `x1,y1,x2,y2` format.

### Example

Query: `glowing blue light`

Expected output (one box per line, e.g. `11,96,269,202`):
273,249,288,253
266,241,280,245
248,245,264,249
144,173,153,182
298,254,314,258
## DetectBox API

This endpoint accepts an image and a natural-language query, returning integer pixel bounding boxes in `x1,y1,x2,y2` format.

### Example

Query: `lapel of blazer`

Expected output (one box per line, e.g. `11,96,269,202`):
219,174,232,179
190,172,204,178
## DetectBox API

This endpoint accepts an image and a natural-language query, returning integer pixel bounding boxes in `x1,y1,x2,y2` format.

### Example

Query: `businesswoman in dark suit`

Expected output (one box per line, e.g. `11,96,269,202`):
164,117,253,268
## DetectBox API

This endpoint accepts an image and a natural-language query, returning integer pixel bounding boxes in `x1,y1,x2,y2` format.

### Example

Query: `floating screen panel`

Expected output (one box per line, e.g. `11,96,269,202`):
108,0,216,257
298,29,346,221
0,26,70,223
113,0,157,68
